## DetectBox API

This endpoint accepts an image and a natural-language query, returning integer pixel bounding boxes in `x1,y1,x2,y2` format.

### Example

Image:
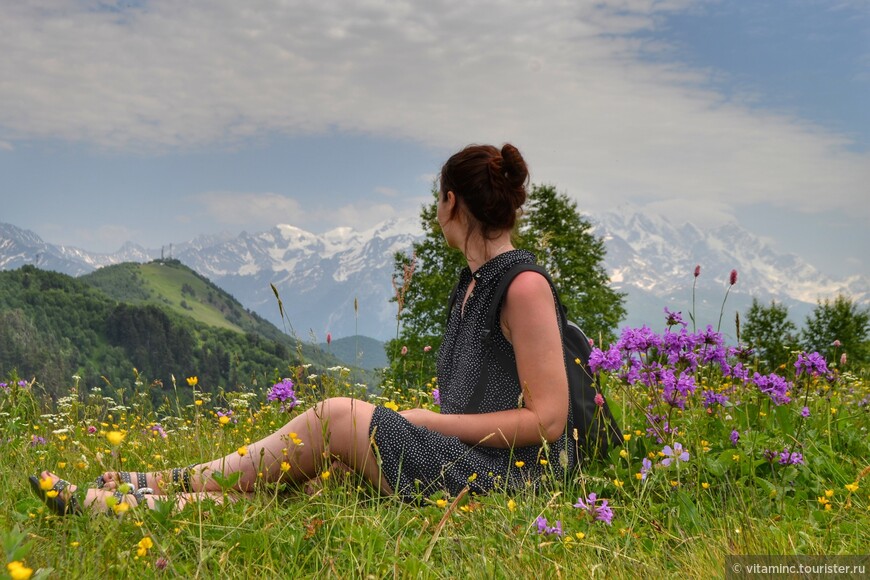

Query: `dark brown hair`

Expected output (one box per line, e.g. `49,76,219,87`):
440,143,529,241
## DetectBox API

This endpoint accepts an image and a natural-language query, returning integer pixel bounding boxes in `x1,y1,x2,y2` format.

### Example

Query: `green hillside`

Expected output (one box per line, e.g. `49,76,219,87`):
319,335,388,370
0,262,359,399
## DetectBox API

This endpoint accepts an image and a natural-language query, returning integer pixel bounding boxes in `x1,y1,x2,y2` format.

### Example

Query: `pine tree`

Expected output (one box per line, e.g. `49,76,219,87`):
741,298,799,372
801,295,869,366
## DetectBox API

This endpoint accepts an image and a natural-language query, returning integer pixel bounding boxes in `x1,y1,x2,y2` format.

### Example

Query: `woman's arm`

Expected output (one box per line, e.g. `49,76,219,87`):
399,271,569,448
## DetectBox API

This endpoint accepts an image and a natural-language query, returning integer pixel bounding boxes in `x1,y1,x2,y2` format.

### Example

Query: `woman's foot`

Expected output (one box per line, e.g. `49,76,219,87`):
29,471,151,516
96,465,197,494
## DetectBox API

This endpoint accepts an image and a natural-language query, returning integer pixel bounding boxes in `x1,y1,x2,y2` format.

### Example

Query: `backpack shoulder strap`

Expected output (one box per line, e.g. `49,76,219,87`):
481,263,567,343
466,263,565,413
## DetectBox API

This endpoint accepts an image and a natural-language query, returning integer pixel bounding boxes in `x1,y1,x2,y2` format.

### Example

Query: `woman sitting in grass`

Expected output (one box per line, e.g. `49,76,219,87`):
31,143,572,514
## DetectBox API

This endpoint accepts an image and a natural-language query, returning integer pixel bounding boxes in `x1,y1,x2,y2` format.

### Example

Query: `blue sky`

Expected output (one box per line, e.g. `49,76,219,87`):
1,0,867,280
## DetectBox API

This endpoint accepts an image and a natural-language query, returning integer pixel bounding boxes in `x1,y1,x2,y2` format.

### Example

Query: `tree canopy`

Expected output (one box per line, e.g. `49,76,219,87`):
386,184,626,387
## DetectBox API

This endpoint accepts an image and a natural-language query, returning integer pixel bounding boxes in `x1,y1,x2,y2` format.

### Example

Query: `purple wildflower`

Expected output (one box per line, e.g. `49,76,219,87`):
588,344,622,374
694,265,701,278
795,352,829,378
0,382,7,393
87,425,97,435
801,406,810,418
594,393,605,407
729,430,740,446
147,423,168,439
617,326,662,353
753,372,792,406
217,410,237,423
640,457,653,481
664,307,687,328
778,449,804,466
729,269,738,285
432,388,441,406
702,390,729,408
267,378,298,411
30,435,46,447
661,442,690,467
535,516,564,536
573,492,614,526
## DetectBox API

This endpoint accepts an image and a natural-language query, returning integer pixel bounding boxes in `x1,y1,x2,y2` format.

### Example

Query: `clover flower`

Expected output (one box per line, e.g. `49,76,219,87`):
573,492,613,525
661,442,689,466
432,388,441,406
267,378,298,411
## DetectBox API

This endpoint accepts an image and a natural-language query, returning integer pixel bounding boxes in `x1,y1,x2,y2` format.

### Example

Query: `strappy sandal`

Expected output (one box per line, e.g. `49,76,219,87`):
29,475,150,516
29,475,82,516
95,464,197,493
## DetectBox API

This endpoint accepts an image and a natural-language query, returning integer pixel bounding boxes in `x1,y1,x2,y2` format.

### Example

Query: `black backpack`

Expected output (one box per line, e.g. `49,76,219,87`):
449,263,623,465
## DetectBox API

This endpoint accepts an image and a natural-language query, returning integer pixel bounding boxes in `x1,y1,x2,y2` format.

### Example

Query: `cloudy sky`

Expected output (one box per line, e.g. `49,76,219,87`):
1,0,868,279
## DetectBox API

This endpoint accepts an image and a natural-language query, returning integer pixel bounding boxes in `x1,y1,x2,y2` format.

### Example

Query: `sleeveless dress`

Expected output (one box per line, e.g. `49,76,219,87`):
368,249,572,501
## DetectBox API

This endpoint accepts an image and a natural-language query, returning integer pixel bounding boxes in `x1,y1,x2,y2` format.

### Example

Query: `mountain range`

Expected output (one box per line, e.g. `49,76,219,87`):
1,214,866,341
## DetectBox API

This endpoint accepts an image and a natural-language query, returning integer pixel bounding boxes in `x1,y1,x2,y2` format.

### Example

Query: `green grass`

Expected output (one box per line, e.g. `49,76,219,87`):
2,356,868,578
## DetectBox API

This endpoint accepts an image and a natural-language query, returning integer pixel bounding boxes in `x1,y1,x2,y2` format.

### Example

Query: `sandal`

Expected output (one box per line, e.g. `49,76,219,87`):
29,475,81,516
29,473,153,516
95,464,197,493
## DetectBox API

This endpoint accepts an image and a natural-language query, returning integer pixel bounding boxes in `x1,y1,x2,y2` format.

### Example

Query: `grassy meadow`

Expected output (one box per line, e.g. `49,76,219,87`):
2,316,869,578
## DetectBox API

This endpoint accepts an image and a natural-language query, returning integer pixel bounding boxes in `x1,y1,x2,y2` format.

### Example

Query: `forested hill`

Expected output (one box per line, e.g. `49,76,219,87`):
0,261,349,399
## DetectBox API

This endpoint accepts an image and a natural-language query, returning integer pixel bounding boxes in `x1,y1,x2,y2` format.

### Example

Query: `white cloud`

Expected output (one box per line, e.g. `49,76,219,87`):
191,192,304,229
1,0,867,222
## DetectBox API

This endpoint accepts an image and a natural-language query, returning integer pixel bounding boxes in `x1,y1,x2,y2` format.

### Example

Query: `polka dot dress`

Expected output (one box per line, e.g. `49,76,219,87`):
369,250,571,501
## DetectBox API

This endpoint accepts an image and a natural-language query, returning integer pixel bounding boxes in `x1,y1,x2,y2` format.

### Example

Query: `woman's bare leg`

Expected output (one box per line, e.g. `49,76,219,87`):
100,397,391,495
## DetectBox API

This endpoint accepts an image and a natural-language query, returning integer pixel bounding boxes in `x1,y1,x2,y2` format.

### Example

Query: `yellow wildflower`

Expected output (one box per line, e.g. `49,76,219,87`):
113,501,130,515
575,532,585,540
514,461,525,468
57,462,67,469
195,400,203,406
619,449,629,459
281,461,291,473
623,433,631,442
46,490,59,499
435,499,448,508
6,561,33,580
384,401,399,411
237,446,248,457
825,489,834,498
732,454,740,462
507,499,517,512
321,470,330,481
136,536,153,557
831,408,838,415
219,416,231,426
613,478,624,488
186,376,198,387
39,476,54,491
106,431,125,446
467,473,478,483
702,482,710,489
845,482,859,493
539,459,548,466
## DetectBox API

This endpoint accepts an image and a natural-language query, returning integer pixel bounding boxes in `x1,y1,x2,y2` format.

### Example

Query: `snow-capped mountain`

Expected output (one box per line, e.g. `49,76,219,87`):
1,214,866,340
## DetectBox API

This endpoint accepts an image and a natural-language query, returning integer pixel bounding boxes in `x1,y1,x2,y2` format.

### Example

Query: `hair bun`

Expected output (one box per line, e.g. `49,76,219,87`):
500,143,529,188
